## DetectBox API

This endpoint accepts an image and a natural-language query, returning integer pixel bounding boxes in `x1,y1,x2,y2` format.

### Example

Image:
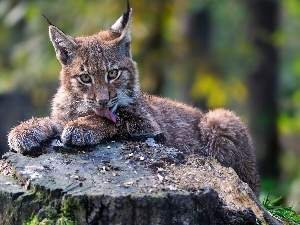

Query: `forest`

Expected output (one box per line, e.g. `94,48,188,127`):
0,0,299,214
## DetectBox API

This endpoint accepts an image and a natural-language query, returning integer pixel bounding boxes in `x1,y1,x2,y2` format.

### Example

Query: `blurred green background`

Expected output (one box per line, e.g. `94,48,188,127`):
0,0,299,210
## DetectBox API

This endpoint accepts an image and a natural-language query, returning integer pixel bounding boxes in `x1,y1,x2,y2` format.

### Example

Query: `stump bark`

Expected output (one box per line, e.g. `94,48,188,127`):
0,138,282,225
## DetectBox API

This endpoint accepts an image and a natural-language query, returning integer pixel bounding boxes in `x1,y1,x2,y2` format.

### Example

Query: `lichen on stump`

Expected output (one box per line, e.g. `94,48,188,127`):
0,139,281,224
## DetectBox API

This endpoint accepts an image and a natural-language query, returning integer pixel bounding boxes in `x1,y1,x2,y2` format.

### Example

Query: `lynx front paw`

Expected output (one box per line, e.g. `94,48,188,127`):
61,126,102,146
8,117,56,154
61,117,117,146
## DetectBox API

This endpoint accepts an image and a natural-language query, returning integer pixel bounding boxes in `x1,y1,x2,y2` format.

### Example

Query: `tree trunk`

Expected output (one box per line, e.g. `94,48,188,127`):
184,7,212,108
139,1,169,96
245,0,280,179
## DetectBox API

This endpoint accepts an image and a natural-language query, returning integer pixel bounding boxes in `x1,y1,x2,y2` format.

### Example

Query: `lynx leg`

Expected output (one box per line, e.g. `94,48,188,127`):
198,108,260,196
8,117,57,154
61,115,117,146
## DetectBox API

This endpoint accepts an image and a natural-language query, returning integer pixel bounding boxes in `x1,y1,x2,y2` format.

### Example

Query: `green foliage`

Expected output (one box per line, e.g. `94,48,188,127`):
25,215,39,225
190,72,247,108
263,196,300,224
60,198,78,222
39,218,55,225
24,197,78,225
280,152,300,179
55,217,77,225
45,206,58,221
260,178,289,199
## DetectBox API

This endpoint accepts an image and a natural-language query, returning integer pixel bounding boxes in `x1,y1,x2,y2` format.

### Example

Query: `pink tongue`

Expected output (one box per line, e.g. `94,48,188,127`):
93,107,117,123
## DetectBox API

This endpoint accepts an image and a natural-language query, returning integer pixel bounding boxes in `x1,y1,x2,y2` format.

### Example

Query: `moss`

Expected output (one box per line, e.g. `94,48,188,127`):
45,206,59,220
34,190,48,202
24,197,78,225
56,216,77,225
11,167,18,178
39,218,55,225
25,215,39,225
61,197,78,222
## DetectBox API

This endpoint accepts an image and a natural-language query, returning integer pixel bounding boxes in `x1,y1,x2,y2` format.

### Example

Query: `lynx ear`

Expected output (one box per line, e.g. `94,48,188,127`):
110,5,132,43
49,26,78,65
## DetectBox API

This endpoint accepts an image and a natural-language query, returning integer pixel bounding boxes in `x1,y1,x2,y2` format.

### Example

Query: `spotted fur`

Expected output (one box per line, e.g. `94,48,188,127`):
7,6,260,195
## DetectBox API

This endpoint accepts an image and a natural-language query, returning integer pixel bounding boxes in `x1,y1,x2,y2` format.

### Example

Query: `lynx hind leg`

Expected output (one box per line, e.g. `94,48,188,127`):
8,117,57,154
198,108,260,196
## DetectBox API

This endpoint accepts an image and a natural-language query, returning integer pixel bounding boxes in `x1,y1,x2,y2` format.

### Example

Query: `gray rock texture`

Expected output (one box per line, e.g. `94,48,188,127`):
0,139,282,225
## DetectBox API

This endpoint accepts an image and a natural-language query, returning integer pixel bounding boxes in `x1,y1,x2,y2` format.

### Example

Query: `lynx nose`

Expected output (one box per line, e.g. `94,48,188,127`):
97,99,109,107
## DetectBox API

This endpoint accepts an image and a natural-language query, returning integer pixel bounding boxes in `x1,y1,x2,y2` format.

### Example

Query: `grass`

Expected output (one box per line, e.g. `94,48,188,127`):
263,196,300,224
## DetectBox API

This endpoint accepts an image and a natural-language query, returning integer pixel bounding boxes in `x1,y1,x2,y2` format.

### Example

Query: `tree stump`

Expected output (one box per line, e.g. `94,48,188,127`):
0,138,282,225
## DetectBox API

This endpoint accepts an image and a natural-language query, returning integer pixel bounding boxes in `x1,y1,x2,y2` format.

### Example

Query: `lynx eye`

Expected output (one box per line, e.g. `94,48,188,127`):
79,74,92,84
107,69,120,82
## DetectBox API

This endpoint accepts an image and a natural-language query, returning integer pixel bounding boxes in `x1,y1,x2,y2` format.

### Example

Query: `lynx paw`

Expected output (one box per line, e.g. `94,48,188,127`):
8,117,56,154
61,126,103,146
61,116,117,146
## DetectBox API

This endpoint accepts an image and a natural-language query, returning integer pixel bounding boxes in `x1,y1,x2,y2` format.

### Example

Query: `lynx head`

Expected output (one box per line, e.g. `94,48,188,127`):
49,5,139,123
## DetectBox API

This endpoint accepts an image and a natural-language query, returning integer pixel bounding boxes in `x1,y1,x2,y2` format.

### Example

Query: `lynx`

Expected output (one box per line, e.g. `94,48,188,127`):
8,4,259,195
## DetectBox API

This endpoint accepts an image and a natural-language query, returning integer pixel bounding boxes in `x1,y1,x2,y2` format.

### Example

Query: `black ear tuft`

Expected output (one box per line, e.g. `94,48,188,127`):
121,1,131,30
107,2,132,57
110,2,132,36
127,0,130,12
42,14,54,26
